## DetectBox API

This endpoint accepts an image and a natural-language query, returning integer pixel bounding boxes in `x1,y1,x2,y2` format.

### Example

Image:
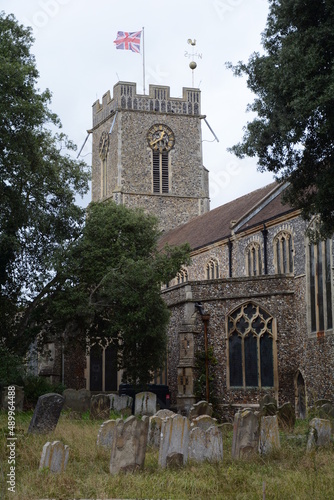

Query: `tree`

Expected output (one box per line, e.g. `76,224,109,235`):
228,0,334,238
36,201,191,387
0,12,90,350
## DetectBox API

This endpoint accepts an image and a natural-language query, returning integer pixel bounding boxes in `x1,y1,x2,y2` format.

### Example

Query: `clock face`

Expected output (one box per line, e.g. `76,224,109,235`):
147,124,175,152
99,131,109,160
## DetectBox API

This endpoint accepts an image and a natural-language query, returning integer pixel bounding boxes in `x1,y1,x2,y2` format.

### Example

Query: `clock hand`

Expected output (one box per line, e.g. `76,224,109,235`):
150,131,165,146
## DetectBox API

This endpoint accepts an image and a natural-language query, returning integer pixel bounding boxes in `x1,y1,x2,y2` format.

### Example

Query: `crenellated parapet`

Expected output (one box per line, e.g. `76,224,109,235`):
92,81,201,128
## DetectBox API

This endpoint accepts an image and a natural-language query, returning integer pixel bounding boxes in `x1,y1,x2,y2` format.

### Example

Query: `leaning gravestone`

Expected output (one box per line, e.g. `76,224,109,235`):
28,393,64,434
109,415,149,475
135,392,156,416
97,419,117,448
277,402,296,432
159,414,191,468
154,409,175,419
188,425,223,463
110,394,133,416
39,441,69,473
90,394,111,420
232,410,259,459
2,385,24,412
63,388,91,413
307,418,332,451
189,400,213,419
258,415,280,455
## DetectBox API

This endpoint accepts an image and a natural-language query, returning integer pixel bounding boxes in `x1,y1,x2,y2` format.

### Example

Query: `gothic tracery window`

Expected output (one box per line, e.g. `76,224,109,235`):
177,268,188,284
206,258,219,279
227,303,275,388
245,242,262,276
274,231,294,274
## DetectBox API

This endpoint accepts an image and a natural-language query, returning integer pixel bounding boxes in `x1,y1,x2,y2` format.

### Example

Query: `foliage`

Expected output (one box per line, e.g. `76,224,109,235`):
36,200,191,387
0,12,90,353
22,375,65,406
228,0,334,238
0,344,24,388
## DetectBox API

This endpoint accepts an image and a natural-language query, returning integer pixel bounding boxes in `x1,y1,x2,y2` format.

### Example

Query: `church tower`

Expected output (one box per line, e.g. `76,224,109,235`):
90,82,210,232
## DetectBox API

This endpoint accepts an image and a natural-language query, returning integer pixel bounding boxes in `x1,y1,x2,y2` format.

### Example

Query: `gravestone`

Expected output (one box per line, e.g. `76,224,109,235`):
90,394,111,420
1,385,24,411
97,419,117,448
189,400,213,419
148,415,164,448
109,415,149,474
277,402,296,431
261,402,278,416
39,441,69,473
320,403,334,419
159,414,191,468
259,394,277,410
307,418,332,451
110,394,133,416
63,388,91,413
191,415,217,431
28,393,64,434
232,410,259,459
154,409,175,419
135,392,156,416
258,415,280,455
188,425,223,462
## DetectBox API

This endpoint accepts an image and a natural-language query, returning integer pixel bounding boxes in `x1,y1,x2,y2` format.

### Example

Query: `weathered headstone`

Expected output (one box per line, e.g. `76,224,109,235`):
110,394,133,416
1,385,24,411
63,388,91,413
154,409,175,419
261,402,278,416
28,393,64,434
159,414,190,468
307,418,332,451
39,441,69,473
232,410,259,459
258,415,280,455
189,400,213,419
97,419,117,448
259,394,277,410
135,392,156,416
314,399,332,408
90,394,111,420
191,415,217,431
109,415,149,474
188,425,223,462
320,403,334,419
148,415,164,448
277,402,296,431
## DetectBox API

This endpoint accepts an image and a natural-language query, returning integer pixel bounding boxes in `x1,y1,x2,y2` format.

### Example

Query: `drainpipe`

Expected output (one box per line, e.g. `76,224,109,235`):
262,224,268,275
228,239,233,278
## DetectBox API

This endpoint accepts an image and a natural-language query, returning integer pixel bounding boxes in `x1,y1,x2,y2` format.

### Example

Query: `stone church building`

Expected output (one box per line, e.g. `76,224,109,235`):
41,81,334,419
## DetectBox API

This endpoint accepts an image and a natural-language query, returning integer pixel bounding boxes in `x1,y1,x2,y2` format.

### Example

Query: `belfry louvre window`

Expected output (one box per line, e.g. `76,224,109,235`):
227,303,275,388
274,231,293,274
153,151,169,193
309,239,333,333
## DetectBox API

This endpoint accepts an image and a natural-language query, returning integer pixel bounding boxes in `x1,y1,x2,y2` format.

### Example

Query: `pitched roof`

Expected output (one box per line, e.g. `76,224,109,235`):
159,182,295,251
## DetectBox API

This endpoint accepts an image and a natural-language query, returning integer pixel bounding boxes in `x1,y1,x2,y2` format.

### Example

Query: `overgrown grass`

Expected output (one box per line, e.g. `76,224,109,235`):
1,411,333,499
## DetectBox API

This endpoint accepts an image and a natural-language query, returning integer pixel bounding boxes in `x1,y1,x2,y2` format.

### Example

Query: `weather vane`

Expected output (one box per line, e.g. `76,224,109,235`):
186,38,202,87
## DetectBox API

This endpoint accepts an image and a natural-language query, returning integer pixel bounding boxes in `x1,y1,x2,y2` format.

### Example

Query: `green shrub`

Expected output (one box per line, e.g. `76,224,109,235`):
22,375,65,406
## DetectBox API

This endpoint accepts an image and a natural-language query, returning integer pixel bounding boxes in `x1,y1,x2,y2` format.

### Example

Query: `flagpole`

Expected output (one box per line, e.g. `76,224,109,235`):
142,26,146,94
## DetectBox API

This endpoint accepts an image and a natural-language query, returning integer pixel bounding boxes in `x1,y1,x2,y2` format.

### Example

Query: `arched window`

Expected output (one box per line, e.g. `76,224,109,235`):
274,231,294,274
227,303,275,388
177,268,188,284
245,242,262,276
308,239,332,333
206,258,219,279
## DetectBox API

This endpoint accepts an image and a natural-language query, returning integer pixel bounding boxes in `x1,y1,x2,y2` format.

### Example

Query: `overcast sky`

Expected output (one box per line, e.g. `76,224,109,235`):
3,0,275,209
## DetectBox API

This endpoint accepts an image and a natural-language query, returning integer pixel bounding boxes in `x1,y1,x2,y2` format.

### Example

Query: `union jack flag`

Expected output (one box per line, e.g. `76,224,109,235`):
113,31,142,53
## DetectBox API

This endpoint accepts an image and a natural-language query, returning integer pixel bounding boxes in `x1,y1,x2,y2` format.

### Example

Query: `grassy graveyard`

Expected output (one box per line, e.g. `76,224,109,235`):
1,410,334,500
